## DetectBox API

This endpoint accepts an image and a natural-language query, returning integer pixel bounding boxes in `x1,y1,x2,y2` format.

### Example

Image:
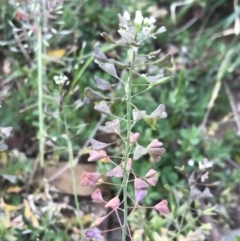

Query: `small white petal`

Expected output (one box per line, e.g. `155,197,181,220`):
123,11,130,21
188,159,194,166
134,11,143,26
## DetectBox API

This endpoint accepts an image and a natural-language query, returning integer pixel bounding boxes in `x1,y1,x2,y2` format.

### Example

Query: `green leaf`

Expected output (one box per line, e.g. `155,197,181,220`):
143,222,155,241
176,185,189,195
164,184,172,192
202,206,216,216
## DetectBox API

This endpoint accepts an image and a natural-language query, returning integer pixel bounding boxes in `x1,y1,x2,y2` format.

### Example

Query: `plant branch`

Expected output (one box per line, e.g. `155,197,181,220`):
122,49,136,241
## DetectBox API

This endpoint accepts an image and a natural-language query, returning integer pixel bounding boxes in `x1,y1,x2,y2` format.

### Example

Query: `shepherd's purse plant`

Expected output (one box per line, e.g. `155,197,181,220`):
81,11,173,241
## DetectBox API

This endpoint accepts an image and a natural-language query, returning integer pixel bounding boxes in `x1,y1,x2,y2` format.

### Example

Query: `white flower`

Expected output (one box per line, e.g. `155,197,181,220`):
144,16,156,25
142,26,150,36
142,24,155,37
143,17,150,25
134,11,143,26
199,158,213,170
53,74,68,85
149,16,156,24
123,11,130,21
188,159,194,166
201,172,209,182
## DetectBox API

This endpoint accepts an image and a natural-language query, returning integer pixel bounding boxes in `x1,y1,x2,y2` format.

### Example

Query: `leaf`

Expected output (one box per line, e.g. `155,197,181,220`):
164,184,172,192
100,32,116,44
133,145,148,160
153,54,173,68
94,76,111,91
143,221,155,241
0,199,20,214
84,87,105,101
176,185,189,195
24,199,39,227
94,101,112,115
202,206,216,216
90,139,109,150
46,49,66,58
99,63,117,77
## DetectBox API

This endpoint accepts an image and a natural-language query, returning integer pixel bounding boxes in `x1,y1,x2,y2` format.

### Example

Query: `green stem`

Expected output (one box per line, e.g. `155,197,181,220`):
37,5,44,168
64,118,85,240
122,50,136,241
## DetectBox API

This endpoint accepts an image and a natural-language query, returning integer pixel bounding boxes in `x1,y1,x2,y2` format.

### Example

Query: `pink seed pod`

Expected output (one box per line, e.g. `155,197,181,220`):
145,168,157,178
147,177,158,187
135,189,148,203
130,132,140,145
105,196,120,210
91,189,104,202
88,150,106,162
134,178,149,189
154,200,169,214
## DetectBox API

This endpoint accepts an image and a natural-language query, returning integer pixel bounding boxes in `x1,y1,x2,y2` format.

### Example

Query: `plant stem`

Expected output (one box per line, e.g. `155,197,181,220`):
64,117,85,240
37,4,45,168
122,50,136,241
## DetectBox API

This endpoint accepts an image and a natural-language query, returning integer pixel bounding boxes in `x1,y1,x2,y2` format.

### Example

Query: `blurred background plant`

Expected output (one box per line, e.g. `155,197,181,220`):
0,0,240,240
